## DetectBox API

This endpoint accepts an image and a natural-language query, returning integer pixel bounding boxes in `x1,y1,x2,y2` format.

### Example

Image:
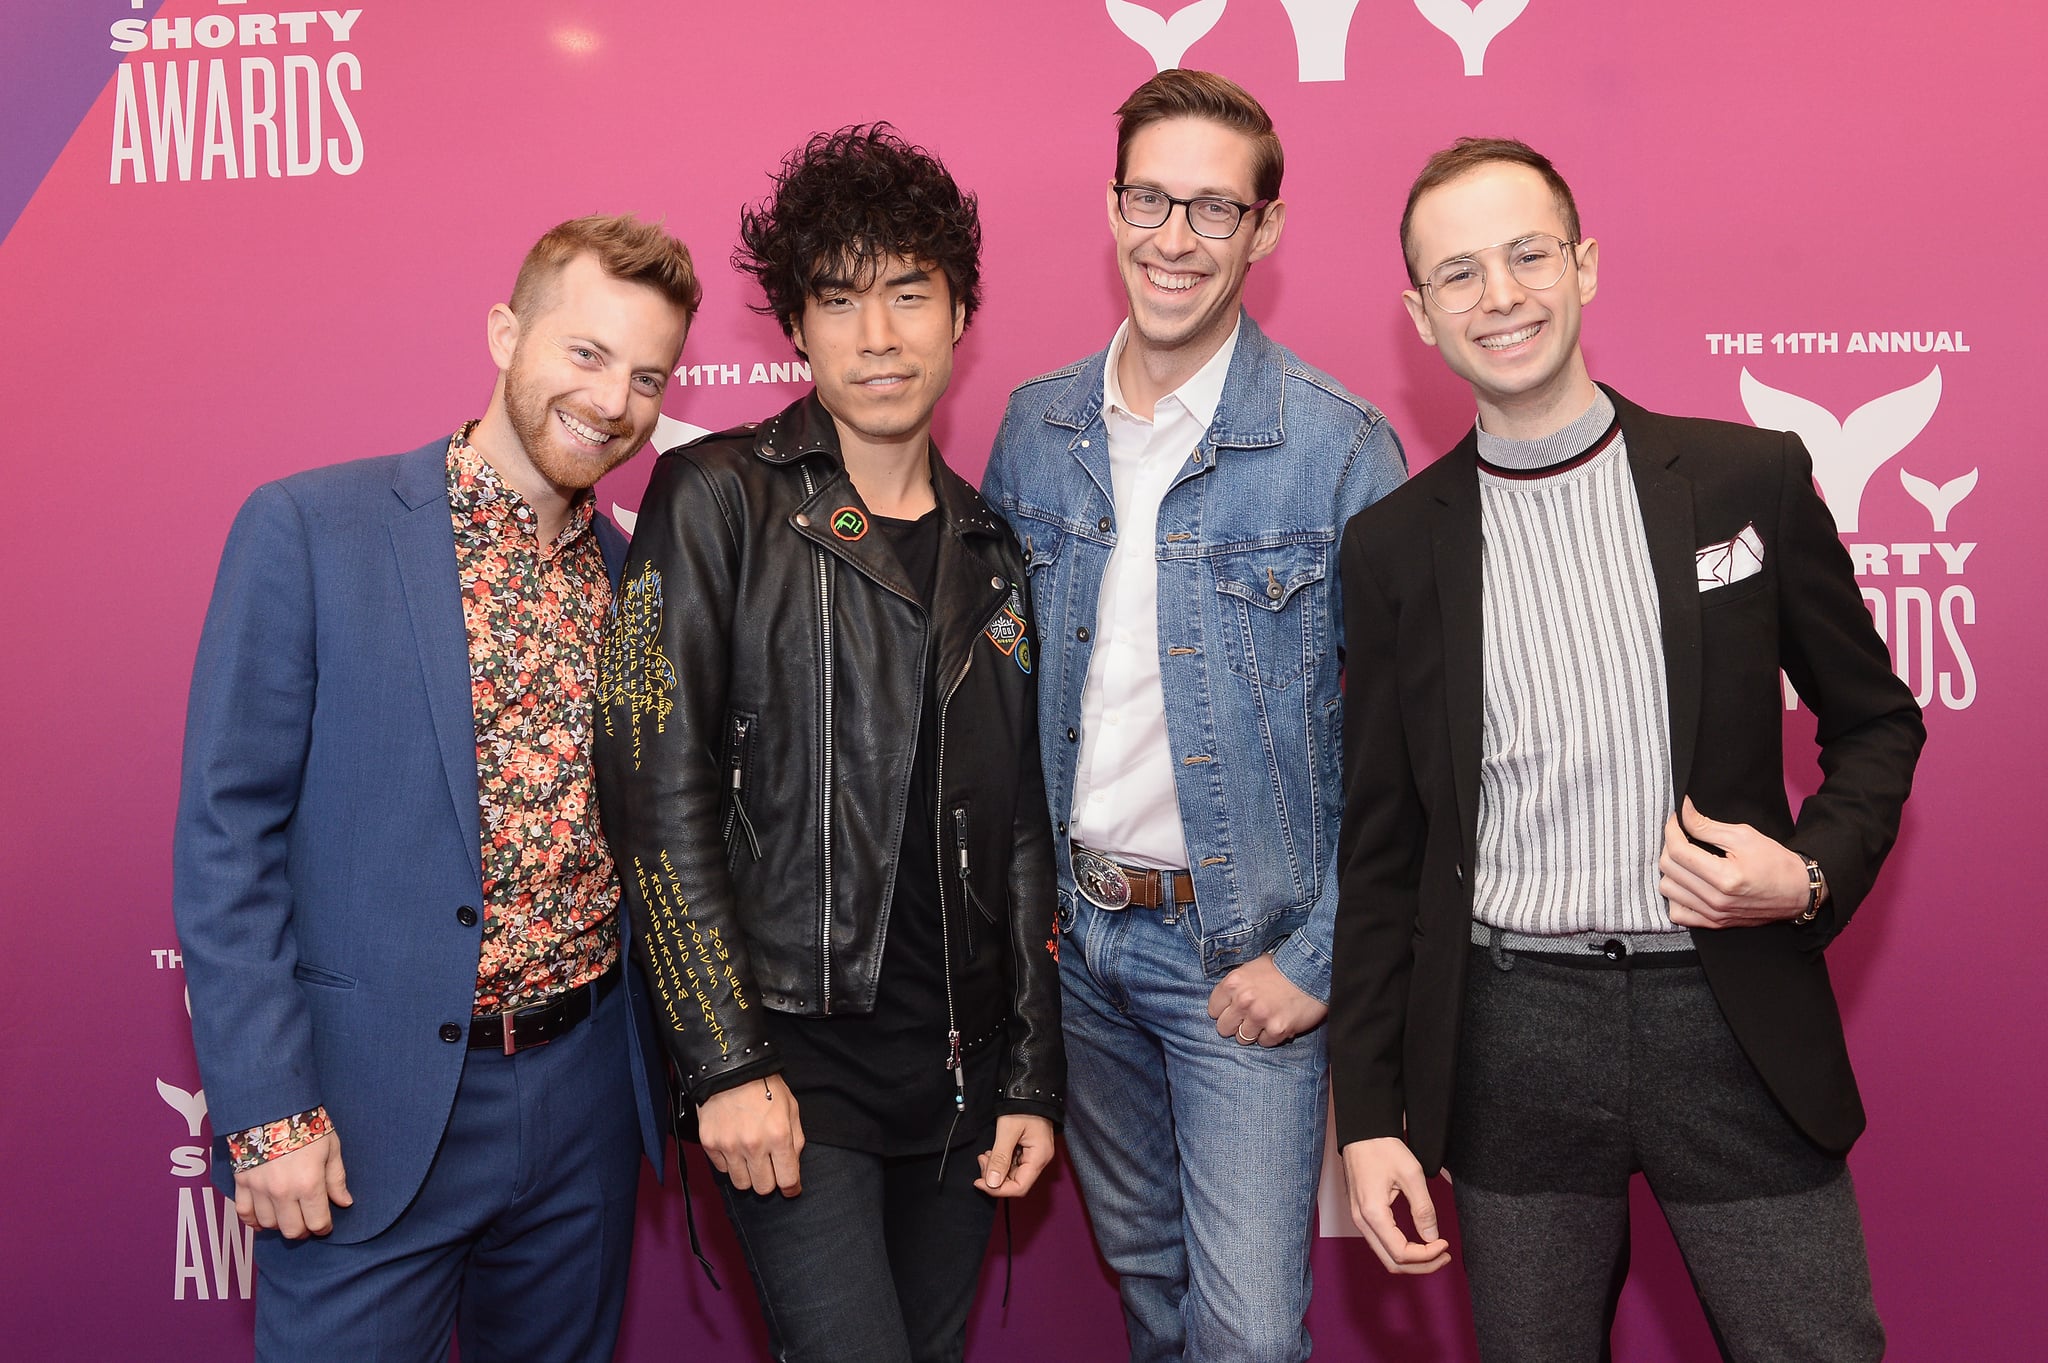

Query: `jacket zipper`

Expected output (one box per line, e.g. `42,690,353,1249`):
932,651,974,1134
954,807,996,954
723,715,762,863
800,465,837,1013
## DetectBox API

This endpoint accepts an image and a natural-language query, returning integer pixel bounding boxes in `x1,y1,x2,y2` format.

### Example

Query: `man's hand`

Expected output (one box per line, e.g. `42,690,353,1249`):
1207,953,1328,1047
1342,1137,1450,1275
977,1114,1057,1198
697,1074,805,1196
1660,797,1816,929
234,1131,351,1239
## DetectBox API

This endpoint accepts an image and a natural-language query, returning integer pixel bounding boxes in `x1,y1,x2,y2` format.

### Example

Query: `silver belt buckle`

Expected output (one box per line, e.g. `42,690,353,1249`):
1073,846,1133,910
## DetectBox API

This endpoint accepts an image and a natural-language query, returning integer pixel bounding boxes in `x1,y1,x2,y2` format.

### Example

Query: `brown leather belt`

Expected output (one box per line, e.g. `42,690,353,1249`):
469,961,621,1054
1071,844,1197,911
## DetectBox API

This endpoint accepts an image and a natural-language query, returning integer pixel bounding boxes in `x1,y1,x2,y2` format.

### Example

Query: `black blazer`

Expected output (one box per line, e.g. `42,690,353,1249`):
1329,388,1924,1170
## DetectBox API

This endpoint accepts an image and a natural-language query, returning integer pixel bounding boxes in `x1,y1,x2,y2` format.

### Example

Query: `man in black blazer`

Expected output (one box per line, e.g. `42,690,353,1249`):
1330,138,1924,1361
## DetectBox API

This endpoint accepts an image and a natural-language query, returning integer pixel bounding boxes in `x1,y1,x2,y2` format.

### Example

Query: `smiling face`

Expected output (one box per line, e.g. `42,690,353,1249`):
1401,161,1600,440
1110,116,1285,377
790,253,964,461
487,251,690,501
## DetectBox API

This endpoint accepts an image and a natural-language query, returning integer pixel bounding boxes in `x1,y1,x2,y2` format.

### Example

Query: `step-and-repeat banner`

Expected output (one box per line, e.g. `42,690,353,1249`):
4,2,2040,1358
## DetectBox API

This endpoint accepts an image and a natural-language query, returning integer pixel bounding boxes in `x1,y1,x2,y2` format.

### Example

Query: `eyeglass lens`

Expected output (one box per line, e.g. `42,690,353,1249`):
1117,188,1246,240
1426,236,1573,313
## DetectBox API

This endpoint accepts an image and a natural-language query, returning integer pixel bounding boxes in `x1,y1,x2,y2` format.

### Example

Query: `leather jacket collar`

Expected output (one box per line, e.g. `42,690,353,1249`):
749,391,1008,543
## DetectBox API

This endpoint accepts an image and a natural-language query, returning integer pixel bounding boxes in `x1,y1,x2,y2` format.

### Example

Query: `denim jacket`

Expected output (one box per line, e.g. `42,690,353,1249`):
982,312,1406,1000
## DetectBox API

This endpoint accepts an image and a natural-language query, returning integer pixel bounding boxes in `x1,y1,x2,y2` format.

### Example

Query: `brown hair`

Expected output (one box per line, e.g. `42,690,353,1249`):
1114,69,1283,203
1399,138,1581,284
509,214,703,320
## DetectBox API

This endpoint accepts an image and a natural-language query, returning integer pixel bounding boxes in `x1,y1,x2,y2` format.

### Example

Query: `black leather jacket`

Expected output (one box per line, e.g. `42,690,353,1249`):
594,393,1064,1124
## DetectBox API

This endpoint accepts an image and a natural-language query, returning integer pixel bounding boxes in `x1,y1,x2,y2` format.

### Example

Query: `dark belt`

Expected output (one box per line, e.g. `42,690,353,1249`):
1071,844,1197,911
1472,926,1700,972
470,961,621,1053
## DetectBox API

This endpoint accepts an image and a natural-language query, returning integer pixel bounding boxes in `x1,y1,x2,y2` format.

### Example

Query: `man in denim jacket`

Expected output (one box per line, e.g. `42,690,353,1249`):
981,70,1405,1363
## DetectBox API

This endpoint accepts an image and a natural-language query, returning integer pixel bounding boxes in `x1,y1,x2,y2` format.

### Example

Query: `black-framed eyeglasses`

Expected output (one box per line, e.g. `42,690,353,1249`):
1419,234,1581,314
1113,183,1269,240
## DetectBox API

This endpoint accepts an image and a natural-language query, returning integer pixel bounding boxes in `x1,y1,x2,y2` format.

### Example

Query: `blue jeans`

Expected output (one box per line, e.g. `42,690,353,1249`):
1061,897,1327,1363
716,1139,998,1363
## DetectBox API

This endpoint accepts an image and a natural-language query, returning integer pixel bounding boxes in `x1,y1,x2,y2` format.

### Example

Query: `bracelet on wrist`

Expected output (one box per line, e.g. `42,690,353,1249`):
1795,855,1825,924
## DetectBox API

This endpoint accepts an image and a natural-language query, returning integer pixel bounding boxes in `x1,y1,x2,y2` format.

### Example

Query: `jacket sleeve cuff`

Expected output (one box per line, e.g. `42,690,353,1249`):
1269,934,1332,1005
995,1097,1065,1131
686,1055,783,1108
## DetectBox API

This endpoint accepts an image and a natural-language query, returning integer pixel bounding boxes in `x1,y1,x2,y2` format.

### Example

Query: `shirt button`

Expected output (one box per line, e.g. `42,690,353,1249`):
457,905,478,927
1098,517,1112,532
439,1023,464,1043
1076,627,1090,641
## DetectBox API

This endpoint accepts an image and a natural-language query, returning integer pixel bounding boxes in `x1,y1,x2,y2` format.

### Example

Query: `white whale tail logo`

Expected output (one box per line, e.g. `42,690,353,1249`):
1278,1,1364,81
1107,0,1226,71
613,414,713,536
1414,0,1530,76
1738,367,1942,534
1900,468,1977,532
158,1079,209,1138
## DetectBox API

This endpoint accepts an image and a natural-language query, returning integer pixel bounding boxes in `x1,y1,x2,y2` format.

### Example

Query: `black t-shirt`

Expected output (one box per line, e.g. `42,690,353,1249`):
762,506,1003,1154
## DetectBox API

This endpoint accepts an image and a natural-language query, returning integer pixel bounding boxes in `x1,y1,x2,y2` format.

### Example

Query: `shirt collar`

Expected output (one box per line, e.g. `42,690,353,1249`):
446,422,595,551
1102,315,1242,429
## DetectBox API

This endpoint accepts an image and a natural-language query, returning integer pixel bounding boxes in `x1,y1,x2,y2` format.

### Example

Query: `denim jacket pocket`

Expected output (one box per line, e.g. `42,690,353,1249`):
1211,540,1329,691
1019,527,1063,579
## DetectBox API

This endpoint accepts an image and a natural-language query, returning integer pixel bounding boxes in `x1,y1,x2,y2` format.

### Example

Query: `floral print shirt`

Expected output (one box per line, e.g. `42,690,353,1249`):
228,426,622,1171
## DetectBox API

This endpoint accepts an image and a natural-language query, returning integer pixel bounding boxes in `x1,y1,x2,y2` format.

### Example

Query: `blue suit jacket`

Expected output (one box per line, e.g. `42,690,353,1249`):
173,439,667,1242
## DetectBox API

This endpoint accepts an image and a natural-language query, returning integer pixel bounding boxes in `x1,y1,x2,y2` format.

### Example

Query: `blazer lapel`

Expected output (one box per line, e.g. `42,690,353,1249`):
595,509,628,588
389,450,483,880
1430,440,1486,865
1613,395,1702,808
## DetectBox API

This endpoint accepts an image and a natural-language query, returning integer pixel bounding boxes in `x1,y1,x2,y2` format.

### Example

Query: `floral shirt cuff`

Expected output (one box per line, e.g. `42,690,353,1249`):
225,1106,333,1173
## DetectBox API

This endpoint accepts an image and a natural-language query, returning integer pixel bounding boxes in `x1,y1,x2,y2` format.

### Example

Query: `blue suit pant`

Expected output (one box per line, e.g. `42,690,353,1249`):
252,981,643,1363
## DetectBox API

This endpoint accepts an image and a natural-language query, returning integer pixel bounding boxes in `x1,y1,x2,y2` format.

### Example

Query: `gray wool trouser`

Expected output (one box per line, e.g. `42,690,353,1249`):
1445,938,1885,1363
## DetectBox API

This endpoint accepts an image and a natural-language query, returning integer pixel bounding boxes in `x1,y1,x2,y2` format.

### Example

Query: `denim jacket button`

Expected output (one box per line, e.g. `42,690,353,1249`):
1097,516,1112,532
1076,627,1090,642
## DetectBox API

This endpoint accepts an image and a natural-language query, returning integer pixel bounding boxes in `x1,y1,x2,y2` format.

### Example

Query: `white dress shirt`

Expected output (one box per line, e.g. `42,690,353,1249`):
1069,319,1242,870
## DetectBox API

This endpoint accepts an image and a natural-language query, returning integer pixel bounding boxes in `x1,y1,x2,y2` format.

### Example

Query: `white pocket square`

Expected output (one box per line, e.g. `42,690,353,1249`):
1695,523,1765,591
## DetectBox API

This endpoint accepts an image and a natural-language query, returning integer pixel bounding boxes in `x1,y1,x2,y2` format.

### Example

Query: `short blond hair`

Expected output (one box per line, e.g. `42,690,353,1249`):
509,214,702,320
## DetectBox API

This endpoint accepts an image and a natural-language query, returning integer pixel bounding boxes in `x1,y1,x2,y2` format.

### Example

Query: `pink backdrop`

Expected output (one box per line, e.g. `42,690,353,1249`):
4,2,2042,1358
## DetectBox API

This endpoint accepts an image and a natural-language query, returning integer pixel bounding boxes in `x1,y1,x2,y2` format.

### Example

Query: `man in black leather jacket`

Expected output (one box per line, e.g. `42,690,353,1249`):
593,125,1063,1361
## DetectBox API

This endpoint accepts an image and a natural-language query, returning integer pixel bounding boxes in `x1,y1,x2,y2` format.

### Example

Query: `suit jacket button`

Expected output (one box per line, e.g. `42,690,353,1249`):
439,1023,463,1043
456,905,478,927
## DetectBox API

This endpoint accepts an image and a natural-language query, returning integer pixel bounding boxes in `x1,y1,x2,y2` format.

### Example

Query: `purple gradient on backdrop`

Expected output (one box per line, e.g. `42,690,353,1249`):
0,1,164,246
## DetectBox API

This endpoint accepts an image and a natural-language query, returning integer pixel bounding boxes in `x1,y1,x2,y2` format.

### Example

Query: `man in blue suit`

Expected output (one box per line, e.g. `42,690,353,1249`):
173,215,699,1362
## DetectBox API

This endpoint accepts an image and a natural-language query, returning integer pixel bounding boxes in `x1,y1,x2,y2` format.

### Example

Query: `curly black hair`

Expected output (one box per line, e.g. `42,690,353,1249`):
734,124,982,354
